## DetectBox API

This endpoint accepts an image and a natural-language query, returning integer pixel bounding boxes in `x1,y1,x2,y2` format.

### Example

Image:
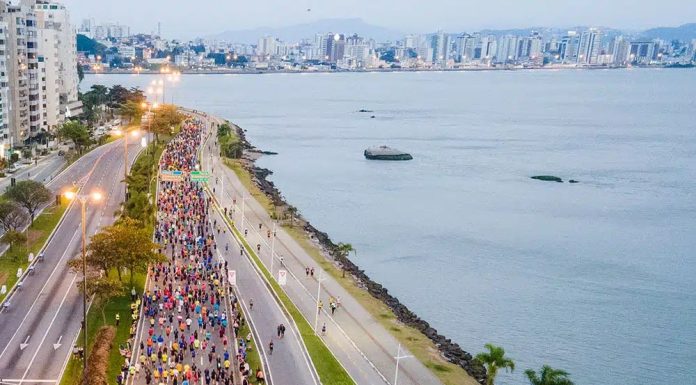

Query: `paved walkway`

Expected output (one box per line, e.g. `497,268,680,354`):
199,113,447,385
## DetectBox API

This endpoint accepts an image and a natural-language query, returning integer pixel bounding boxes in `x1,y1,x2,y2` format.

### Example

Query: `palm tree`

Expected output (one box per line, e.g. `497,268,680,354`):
336,242,354,277
525,365,574,385
475,344,515,385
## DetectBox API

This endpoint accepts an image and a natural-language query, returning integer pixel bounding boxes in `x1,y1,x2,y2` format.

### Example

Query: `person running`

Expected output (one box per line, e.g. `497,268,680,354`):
268,340,274,355
249,299,253,311
321,323,327,336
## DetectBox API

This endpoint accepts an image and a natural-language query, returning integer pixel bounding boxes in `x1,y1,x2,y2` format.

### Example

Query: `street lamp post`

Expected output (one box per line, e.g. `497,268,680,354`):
313,271,327,334
270,222,276,274
113,129,140,199
63,190,102,374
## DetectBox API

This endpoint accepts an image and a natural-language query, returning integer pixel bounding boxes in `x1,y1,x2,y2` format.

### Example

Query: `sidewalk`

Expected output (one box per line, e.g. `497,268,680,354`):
201,114,447,385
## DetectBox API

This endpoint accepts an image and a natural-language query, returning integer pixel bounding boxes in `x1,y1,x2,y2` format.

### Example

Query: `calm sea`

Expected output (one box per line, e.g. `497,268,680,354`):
85,69,696,385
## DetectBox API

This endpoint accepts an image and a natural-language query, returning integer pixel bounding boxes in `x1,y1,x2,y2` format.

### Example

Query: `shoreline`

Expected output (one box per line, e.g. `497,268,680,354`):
85,63,694,76
226,122,487,383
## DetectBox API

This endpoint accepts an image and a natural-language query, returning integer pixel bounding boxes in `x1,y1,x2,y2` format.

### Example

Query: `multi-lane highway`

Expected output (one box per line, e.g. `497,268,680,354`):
0,137,144,385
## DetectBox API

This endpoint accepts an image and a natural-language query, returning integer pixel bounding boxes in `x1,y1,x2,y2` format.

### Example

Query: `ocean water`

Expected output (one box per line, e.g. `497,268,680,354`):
84,69,696,385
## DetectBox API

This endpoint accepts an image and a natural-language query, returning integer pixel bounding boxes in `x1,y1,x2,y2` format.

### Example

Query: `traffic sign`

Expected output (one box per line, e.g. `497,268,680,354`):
227,270,237,286
278,270,287,286
190,171,210,182
161,170,184,182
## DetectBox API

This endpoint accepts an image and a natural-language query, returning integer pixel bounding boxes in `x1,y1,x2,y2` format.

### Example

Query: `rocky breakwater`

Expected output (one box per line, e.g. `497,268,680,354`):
230,122,487,384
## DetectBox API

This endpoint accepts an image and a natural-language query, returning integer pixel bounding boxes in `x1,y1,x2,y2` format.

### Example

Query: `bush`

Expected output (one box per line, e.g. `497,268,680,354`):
85,326,116,385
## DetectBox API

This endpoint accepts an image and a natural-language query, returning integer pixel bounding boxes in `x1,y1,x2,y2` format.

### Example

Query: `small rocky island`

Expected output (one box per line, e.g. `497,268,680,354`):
531,175,579,183
364,146,413,161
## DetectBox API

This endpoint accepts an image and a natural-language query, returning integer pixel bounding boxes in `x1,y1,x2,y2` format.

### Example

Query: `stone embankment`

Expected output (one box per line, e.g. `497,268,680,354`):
230,122,487,384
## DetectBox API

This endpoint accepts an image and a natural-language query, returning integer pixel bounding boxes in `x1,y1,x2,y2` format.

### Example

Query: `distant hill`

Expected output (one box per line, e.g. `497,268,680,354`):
641,23,696,41
76,34,106,56
205,18,403,44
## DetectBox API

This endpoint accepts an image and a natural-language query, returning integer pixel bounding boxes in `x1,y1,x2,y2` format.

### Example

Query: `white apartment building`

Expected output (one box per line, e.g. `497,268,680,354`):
0,0,79,153
578,28,602,64
0,17,9,153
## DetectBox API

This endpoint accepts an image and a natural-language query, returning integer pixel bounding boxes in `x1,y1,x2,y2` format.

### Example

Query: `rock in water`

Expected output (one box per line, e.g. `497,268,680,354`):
531,175,563,183
364,146,413,161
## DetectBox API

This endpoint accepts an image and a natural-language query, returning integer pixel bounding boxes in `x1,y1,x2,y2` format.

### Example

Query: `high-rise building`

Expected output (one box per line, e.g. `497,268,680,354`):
33,1,81,130
559,31,580,63
0,0,79,152
430,31,449,64
257,36,277,57
0,13,9,152
496,35,519,63
578,28,602,64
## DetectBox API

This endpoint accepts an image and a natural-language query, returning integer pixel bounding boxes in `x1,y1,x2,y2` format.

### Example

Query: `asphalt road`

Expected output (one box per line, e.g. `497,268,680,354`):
198,112,448,385
129,119,319,385
0,138,144,385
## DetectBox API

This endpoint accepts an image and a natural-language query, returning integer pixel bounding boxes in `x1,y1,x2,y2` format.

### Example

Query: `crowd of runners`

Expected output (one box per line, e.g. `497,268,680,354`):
122,118,264,385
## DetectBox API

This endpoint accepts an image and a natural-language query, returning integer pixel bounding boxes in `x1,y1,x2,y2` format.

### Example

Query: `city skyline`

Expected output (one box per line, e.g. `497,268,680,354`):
59,0,696,40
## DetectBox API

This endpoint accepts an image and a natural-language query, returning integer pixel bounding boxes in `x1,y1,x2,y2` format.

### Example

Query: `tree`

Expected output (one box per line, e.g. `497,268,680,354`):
525,366,574,385
119,100,142,124
80,276,124,325
149,104,184,142
77,63,84,83
475,344,515,385
81,218,164,286
336,242,354,278
5,180,52,223
0,201,28,232
57,120,91,154
1,230,27,262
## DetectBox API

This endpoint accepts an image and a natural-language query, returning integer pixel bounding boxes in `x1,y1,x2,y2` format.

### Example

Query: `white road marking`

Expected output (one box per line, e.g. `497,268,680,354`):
0,230,81,361
18,275,78,385
52,336,62,350
19,335,30,350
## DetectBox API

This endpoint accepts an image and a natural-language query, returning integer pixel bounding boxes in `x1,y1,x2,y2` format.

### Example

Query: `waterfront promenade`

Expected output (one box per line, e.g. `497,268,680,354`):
195,111,478,385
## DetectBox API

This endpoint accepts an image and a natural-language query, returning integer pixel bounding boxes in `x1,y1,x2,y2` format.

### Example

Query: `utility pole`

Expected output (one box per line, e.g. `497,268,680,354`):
313,271,327,334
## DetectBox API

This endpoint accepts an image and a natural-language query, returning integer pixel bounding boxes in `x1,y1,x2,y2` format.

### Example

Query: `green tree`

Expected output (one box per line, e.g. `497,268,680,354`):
5,180,52,223
336,242,354,277
57,120,91,154
81,218,164,286
0,201,28,232
525,366,574,385
1,230,27,262
118,100,142,124
475,344,515,385
149,104,184,143
80,276,124,325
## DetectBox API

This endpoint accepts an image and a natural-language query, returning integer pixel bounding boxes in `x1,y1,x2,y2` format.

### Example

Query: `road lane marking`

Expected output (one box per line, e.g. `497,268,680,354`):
19,336,30,350
0,231,80,361
52,336,62,351
18,275,77,385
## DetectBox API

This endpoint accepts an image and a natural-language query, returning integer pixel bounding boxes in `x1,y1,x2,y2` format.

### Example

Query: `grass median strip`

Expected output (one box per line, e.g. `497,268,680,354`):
211,194,355,385
0,202,68,302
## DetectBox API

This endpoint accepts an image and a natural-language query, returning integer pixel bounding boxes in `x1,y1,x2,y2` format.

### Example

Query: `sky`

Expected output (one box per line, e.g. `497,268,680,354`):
60,0,696,39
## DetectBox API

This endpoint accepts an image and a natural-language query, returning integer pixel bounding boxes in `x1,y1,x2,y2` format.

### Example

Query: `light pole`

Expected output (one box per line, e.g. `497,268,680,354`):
313,271,327,334
113,129,141,199
270,221,276,274
393,344,413,385
63,189,103,374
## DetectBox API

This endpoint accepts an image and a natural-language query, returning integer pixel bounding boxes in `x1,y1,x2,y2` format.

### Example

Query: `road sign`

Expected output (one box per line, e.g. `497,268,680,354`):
161,170,184,182
1,285,6,295
227,270,237,286
278,270,287,286
190,171,210,182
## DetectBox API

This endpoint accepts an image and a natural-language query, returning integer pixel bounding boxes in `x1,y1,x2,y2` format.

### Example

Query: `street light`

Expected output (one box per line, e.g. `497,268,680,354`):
63,189,103,374
113,129,141,198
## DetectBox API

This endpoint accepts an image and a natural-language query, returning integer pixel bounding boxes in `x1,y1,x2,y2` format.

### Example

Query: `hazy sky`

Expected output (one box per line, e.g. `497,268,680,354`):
61,0,696,39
